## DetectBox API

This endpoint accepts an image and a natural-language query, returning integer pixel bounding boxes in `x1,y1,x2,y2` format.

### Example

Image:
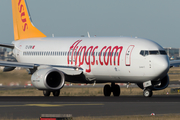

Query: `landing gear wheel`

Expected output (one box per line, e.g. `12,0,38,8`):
104,84,111,96
112,85,120,96
143,88,153,97
43,90,51,97
53,90,60,97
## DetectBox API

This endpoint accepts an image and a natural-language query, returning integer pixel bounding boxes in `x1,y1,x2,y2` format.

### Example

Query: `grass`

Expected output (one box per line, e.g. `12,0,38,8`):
0,69,31,85
1,114,180,120
0,87,174,96
74,114,180,120
168,67,180,73
168,67,180,81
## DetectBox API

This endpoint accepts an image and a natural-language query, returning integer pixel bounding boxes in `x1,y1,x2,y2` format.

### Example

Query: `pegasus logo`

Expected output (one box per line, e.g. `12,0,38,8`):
25,45,35,49
18,0,28,31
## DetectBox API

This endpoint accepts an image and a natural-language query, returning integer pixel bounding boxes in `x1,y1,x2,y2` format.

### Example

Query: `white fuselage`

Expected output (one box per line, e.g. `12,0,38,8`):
12,37,170,83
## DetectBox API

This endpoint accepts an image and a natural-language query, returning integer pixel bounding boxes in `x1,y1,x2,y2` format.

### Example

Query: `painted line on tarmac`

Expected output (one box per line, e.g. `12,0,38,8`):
0,103,104,107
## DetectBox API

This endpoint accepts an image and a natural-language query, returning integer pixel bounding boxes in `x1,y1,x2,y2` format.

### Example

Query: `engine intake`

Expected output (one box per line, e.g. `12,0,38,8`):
31,68,65,90
137,74,169,91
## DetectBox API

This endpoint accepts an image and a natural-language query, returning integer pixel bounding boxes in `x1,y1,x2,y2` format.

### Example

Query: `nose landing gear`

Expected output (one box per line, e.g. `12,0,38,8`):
143,88,153,97
142,80,153,97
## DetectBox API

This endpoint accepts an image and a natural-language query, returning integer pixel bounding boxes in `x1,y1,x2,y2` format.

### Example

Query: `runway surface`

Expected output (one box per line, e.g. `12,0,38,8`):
0,95,180,119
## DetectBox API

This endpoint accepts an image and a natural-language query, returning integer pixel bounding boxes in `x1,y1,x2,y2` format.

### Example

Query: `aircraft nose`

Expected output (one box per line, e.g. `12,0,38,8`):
154,56,169,77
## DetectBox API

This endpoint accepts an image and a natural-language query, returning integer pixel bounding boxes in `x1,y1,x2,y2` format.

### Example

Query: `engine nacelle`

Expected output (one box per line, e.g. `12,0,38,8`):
152,74,169,90
137,74,169,91
31,68,65,90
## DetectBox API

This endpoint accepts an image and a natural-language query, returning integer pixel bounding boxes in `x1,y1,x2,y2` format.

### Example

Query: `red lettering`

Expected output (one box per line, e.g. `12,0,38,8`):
104,46,111,65
68,40,126,73
91,46,98,65
22,23,28,31
73,46,78,64
21,12,26,22
85,46,93,72
18,0,22,6
75,46,82,66
32,45,35,49
110,46,123,65
19,4,24,13
67,40,81,64
74,46,78,59
71,41,81,64
18,1,29,32
96,60,98,65
79,46,86,67
99,46,107,65
117,47,123,65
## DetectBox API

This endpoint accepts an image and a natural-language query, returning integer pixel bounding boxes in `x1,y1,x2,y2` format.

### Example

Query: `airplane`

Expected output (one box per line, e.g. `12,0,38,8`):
0,0,178,97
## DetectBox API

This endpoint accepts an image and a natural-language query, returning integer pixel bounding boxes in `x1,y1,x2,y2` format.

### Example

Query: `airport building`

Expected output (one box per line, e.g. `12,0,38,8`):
164,47,180,60
0,47,16,61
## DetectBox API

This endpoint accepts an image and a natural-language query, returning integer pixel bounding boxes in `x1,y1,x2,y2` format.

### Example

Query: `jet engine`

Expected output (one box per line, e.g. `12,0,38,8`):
137,74,169,90
31,68,65,90
152,74,169,90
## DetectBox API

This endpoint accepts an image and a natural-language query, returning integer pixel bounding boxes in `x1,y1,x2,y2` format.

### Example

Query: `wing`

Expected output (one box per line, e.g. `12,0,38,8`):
0,61,83,75
0,43,14,49
0,43,83,75
170,60,180,68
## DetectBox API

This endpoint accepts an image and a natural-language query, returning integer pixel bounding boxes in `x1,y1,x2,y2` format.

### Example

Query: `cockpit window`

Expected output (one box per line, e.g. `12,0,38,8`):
140,50,149,56
149,51,159,55
140,50,167,56
140,51,144,56
159,50,167,55
144,51,149,56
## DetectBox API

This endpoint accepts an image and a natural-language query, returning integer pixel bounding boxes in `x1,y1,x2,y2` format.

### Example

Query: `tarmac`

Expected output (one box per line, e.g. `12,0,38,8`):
0,95,180,119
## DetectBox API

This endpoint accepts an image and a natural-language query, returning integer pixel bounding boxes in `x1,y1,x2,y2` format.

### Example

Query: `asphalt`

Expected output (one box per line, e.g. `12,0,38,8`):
0,95,180,119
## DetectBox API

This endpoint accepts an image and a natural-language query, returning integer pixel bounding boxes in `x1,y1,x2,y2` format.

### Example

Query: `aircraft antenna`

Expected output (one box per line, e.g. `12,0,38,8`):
87,32,90,38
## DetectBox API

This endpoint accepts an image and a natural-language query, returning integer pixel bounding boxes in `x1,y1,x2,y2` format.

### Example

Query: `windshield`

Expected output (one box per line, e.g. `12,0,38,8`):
140,50,167,56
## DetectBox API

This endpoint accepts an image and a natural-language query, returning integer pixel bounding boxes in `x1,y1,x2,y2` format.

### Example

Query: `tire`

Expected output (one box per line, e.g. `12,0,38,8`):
143,88,153,97
43,90,51,97
53,90,60,97
103,84,111,96
112,85,120,97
